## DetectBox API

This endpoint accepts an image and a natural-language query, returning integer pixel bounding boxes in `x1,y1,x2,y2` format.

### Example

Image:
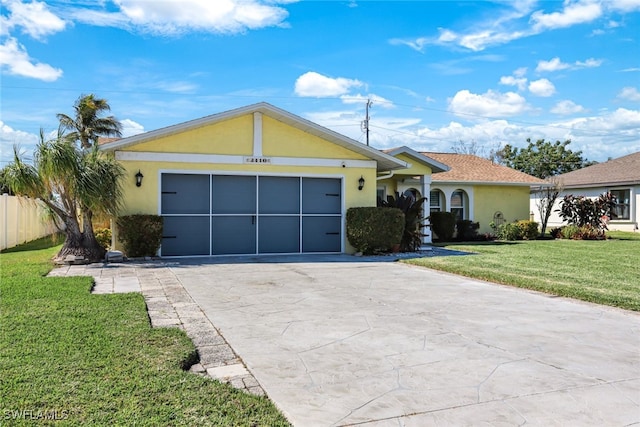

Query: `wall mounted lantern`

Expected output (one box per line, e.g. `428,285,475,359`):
358,175,365,191
135,170,144,187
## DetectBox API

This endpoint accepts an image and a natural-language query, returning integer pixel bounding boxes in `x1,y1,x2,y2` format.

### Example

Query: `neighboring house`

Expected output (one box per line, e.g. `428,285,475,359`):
100,103,408,257
379,150,545,237
530,152,640,232
100,102,544,257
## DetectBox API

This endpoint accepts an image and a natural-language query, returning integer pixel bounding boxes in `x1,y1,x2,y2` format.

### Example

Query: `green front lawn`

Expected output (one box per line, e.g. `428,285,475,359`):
406,232,640,311
0,237,289,426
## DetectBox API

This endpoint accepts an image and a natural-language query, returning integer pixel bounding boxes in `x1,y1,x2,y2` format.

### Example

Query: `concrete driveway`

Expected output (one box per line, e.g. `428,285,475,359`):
169,256,640,426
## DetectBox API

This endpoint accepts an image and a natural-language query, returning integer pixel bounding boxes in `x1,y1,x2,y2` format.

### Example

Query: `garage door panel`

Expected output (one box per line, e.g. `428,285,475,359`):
259,177,300,214
212,175,256,214
161,216,210,256
212,216,256,255
302,178,341,214
259,217,300,253
302,216,341,253
161,174,210,214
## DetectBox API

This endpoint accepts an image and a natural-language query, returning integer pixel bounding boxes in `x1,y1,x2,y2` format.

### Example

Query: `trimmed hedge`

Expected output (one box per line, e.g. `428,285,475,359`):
347,207,404,254
116,214,163,257
430,211,457,242
496,220,539,240
455,220,479,241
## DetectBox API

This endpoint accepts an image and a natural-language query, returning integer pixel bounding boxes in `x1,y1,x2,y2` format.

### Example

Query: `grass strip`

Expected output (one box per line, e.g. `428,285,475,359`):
405,233,640,311
0,236,290,426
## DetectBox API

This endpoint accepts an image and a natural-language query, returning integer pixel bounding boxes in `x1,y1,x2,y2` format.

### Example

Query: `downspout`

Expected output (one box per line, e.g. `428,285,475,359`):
376,171,395,181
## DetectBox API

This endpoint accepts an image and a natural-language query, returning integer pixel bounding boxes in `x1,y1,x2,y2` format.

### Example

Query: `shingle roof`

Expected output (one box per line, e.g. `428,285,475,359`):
555,152,640,188
421,152,545,185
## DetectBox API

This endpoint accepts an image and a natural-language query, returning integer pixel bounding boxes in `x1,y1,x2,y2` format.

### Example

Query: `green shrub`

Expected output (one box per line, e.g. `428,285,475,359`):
346,207,404,255
94,227,112,250
560,224,581,240
496,222,523,240
379,193,426,252
116,214,163,257
430,212,456,242
550,227,564,239
516,220,539,240
574,225,606,240
456,220,479,241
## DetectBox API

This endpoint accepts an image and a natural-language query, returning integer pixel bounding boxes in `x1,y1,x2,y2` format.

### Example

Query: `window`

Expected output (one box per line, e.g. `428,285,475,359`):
451,190,466,220
430,190,442,213
610,189,630,220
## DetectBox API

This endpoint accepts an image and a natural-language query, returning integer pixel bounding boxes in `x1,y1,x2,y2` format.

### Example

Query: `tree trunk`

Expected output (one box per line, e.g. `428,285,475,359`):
55,212,106,263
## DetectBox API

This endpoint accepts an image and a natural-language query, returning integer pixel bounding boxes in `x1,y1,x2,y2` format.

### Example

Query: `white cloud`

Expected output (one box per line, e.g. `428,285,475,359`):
606,0,640,12
500,67,529,90
388,36,429,53
0,37,63,81
448,89,530,119
536,57,570,72
531,1,602,31
551,100,585,115
70,0,291,35
121,119,145,137
575,58,603,68
0,121,39,165
294,72,363,97
536,56,602,72
340,94,394,109
618,87,640,101
529,78,556,97
0,0,66,39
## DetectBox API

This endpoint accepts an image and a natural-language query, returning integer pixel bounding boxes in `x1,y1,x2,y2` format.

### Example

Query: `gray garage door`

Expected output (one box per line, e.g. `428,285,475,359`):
160,174,342,256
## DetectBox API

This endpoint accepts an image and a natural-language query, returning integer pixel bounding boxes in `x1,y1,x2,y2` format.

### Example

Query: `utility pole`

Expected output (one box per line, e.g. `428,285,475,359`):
362,99,372,146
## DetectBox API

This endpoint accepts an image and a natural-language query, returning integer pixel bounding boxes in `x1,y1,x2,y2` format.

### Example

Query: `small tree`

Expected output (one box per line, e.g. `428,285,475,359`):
498,139,595,179
57,94,122,149
379,192,426,251
5,129,124,262
557,193,615,233
534,176,563,237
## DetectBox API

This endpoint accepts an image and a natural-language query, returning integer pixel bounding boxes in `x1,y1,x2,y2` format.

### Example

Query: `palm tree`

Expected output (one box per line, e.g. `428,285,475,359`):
5,128,124,262
57,94,122,149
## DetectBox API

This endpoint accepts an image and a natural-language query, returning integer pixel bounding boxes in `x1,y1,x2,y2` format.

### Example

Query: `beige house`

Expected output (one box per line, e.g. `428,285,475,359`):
531,152,640,232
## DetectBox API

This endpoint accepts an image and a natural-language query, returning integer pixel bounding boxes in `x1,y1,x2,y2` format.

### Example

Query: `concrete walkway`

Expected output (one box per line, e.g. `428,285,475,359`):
50,256,640,426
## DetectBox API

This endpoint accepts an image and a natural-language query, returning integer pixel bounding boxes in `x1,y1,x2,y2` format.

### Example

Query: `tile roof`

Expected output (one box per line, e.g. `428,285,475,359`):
555,151,640,188
421,152,545,185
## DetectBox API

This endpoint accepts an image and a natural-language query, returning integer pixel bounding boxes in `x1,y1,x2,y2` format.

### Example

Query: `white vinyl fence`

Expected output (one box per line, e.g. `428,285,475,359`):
0,194,59,251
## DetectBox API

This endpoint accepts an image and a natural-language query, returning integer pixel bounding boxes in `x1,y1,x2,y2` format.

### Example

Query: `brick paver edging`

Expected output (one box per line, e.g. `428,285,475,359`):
48,262,265,396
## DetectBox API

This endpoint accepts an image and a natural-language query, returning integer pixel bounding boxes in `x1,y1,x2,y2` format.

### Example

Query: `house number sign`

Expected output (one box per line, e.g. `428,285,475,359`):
244,156,272,164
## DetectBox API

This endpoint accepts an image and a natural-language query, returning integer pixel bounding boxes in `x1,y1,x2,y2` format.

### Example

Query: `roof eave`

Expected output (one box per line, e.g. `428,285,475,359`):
384,147,450,173
432,180,548,187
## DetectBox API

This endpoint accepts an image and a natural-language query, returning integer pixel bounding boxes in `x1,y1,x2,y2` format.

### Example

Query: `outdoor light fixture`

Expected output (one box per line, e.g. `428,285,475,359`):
358,175,365,191
135,170,144,187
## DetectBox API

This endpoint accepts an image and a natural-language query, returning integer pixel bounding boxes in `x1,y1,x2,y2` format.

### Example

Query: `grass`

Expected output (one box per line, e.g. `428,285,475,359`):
405,231,640,311
0,236,290,426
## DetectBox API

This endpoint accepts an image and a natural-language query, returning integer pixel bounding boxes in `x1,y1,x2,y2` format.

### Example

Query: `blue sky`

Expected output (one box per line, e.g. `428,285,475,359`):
1,0,639,167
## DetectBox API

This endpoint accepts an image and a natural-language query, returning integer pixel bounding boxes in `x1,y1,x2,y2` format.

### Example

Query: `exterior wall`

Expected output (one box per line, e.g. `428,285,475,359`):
126,115,254,155
262,116,369,160
113,112,378,254
474,186,532,234
390,154,433,176
0,194,58,250
530,185,639,232
430,183,476,221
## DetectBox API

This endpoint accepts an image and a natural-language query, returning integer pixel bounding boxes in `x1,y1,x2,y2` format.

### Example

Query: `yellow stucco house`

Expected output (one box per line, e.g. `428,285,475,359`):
380,150,546,236
100,103,542,257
